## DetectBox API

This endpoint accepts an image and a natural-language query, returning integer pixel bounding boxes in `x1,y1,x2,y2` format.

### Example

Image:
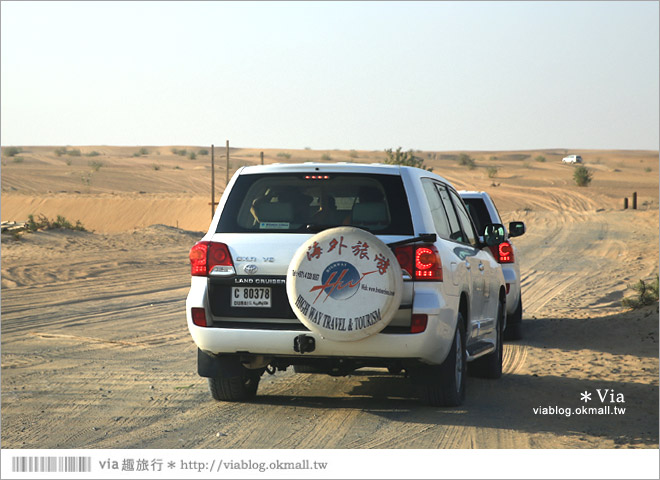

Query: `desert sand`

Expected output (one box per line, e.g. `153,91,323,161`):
1,145,658,449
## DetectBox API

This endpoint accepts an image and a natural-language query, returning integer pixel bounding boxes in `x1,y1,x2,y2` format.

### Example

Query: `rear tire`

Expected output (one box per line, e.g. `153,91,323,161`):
208,359,263,401
415,315,466,407
468,301,503,379
504,296,523,341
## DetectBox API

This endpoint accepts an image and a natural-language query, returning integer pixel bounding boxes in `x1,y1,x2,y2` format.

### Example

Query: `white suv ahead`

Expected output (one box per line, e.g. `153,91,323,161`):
459,191,526,339
562,154,582,164
186,163,507,406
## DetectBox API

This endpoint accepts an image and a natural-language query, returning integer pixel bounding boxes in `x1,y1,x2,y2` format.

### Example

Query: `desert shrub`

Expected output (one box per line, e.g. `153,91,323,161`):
171,148,188,156
304,147,311,150
88,160,103,171
486,166,498,178
85,151,100,157
384,147,432,171
26,214,86,232
573,165,593,186
152,164,161,171
4,146,22,157
65,159,72,166
645,167,652,173
523,161,531,169
489,156,497,162
349,150,358,159
139,148,149,156
535,155,546,163
12,156,24,163
198,149,209,156
54,147,67,156
173,165,182,170
68,149,81,157
277,152,292,159
80,172,92,186
321,153,332,161
457,153,475,170
622,275,659,309
189,151,196,160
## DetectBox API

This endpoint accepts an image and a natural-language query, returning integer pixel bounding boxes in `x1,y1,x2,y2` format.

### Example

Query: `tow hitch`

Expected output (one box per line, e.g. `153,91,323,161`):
294,334,316,354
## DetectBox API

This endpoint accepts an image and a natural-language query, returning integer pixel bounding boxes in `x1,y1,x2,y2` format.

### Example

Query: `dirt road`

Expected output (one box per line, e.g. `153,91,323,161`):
2,194,657,449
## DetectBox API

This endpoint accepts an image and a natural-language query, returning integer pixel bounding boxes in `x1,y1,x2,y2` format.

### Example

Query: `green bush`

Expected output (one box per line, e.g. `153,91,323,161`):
349,150,358,159
26,214,86,232
457,153,475,170
85,151,100,157
384,147,432,171
171,148,188,156
535,155,546,163
152,164,161,171
486,166,498,178
573,165,593,186
12,156,24,163
321,153,332,161
89,160,103,171
622,276,659,309
198,149,209,156
4,146,22,157
139,148,149,156
54,147,67,157
68,149,81,157
276,152,292,159
645,167,652,173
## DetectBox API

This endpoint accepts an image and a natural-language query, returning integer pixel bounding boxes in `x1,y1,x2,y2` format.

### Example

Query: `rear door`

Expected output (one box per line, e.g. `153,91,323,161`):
210,170,416,327
448,189,500,335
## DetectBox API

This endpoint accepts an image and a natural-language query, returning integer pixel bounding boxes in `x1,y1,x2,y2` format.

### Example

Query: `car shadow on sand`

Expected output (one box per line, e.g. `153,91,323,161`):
253,369,658,446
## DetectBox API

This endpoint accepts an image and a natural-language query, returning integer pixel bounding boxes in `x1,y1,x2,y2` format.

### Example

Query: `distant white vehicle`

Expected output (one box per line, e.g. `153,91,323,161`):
562,155,582,164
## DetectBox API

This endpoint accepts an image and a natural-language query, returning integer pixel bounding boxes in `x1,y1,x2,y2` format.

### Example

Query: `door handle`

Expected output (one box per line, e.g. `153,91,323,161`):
465,261,471,270
478,263,485,271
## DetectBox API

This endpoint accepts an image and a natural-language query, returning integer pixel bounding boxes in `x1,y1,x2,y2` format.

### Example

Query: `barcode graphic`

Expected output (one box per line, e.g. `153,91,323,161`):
12,456,92,473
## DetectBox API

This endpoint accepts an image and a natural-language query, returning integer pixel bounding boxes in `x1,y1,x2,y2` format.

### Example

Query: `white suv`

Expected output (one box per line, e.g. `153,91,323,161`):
562,154,582,164
186,163,507,406
459,191,526,339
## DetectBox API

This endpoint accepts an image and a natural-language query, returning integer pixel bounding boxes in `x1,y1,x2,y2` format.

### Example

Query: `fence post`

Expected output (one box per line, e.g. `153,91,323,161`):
632,192,637,210
210,144,216,219
624,198,628,209
261,151,264,165
226,140,230,186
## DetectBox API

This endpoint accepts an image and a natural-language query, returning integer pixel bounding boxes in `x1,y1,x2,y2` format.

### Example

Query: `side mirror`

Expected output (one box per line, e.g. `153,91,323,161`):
483,223,506,247
509,221,526,238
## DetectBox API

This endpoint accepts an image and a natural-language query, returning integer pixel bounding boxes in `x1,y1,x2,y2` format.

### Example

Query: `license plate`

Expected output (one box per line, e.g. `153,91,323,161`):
231,287,272,308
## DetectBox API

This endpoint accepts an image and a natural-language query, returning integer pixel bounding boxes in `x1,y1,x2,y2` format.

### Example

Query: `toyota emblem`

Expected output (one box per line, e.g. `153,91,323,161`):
244,264,258,275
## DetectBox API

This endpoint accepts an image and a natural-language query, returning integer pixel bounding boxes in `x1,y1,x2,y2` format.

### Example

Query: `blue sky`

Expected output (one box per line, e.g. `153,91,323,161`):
1,1,658,151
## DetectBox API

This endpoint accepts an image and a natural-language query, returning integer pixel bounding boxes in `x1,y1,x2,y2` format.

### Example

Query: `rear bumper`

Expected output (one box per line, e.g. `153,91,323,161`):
502,265,521,314
186,288,458,365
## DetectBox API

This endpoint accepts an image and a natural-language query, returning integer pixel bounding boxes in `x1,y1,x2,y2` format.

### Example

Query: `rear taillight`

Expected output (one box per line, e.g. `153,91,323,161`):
394,244,442,281
411,314,428,333
189,241,234,276
191,307,207,327
489,241,514,264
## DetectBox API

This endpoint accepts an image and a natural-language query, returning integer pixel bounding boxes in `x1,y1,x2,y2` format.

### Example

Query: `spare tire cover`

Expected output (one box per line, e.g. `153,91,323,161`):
287,226,403,341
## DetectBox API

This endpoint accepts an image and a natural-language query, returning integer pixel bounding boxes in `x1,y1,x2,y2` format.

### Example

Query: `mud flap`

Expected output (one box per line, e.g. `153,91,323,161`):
197,349,244,378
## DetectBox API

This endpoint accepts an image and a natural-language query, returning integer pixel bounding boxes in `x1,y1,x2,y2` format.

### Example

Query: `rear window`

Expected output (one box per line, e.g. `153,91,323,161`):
462,198,492,236
216,172,414,235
